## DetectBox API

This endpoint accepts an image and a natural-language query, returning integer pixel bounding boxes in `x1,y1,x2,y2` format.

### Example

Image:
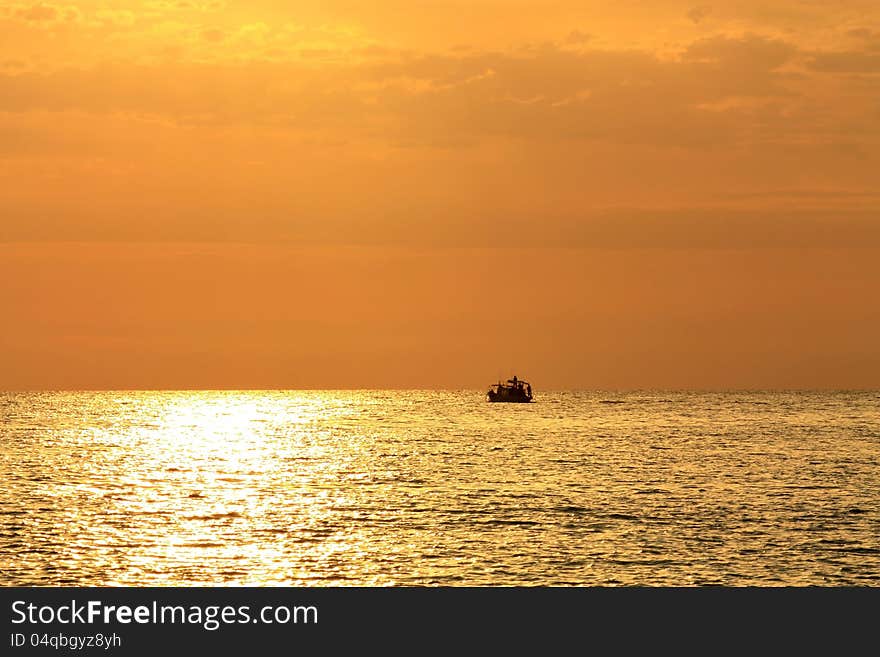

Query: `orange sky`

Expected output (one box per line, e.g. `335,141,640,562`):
1,1,879,389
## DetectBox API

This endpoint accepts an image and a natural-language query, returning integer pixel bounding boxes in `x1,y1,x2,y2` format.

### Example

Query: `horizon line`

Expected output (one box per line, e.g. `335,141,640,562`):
3,387,878,394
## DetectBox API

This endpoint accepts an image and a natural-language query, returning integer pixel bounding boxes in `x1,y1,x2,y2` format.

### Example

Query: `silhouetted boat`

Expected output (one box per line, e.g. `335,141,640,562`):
487,376,533,403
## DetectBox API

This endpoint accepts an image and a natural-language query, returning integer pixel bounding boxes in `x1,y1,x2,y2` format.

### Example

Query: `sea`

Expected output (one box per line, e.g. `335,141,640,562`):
1,390,878,586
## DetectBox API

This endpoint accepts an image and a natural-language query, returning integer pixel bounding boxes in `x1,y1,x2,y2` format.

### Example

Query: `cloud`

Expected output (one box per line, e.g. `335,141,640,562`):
682,34,796,71
16,3,58,21
0,26,876,207
2,183,878,249
95,9,137,28
144,0,225,11
201,27,225,43
847,28,877,40
807,51,880,73
0,33,850,150
687,6,712,25
564,30,591,45
6,2,80,24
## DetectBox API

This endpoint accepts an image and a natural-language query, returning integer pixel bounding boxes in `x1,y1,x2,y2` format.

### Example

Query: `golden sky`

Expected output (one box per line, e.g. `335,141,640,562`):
2,1,879,389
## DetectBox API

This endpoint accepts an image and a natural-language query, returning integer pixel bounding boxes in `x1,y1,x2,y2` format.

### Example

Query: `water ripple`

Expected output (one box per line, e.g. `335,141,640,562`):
1,390,878,586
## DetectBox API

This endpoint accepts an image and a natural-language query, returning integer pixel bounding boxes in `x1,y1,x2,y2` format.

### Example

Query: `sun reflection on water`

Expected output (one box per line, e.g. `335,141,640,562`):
78,391,370,586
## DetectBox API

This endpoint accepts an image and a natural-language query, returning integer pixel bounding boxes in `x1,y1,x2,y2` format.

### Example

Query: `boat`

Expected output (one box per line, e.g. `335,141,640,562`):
487,375,533,403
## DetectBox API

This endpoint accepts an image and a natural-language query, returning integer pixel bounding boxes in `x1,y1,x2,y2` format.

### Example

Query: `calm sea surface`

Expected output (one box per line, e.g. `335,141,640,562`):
1,390,878,586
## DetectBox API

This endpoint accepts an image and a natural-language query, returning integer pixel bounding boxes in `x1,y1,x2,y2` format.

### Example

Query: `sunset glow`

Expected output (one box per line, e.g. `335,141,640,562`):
2,1,879,389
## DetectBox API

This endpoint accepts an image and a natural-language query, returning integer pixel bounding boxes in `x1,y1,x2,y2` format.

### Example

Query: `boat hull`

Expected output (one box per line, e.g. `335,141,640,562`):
487,390,532,403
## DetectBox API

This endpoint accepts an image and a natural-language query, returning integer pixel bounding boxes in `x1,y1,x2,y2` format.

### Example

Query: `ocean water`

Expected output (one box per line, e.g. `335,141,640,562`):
1,390,878,586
